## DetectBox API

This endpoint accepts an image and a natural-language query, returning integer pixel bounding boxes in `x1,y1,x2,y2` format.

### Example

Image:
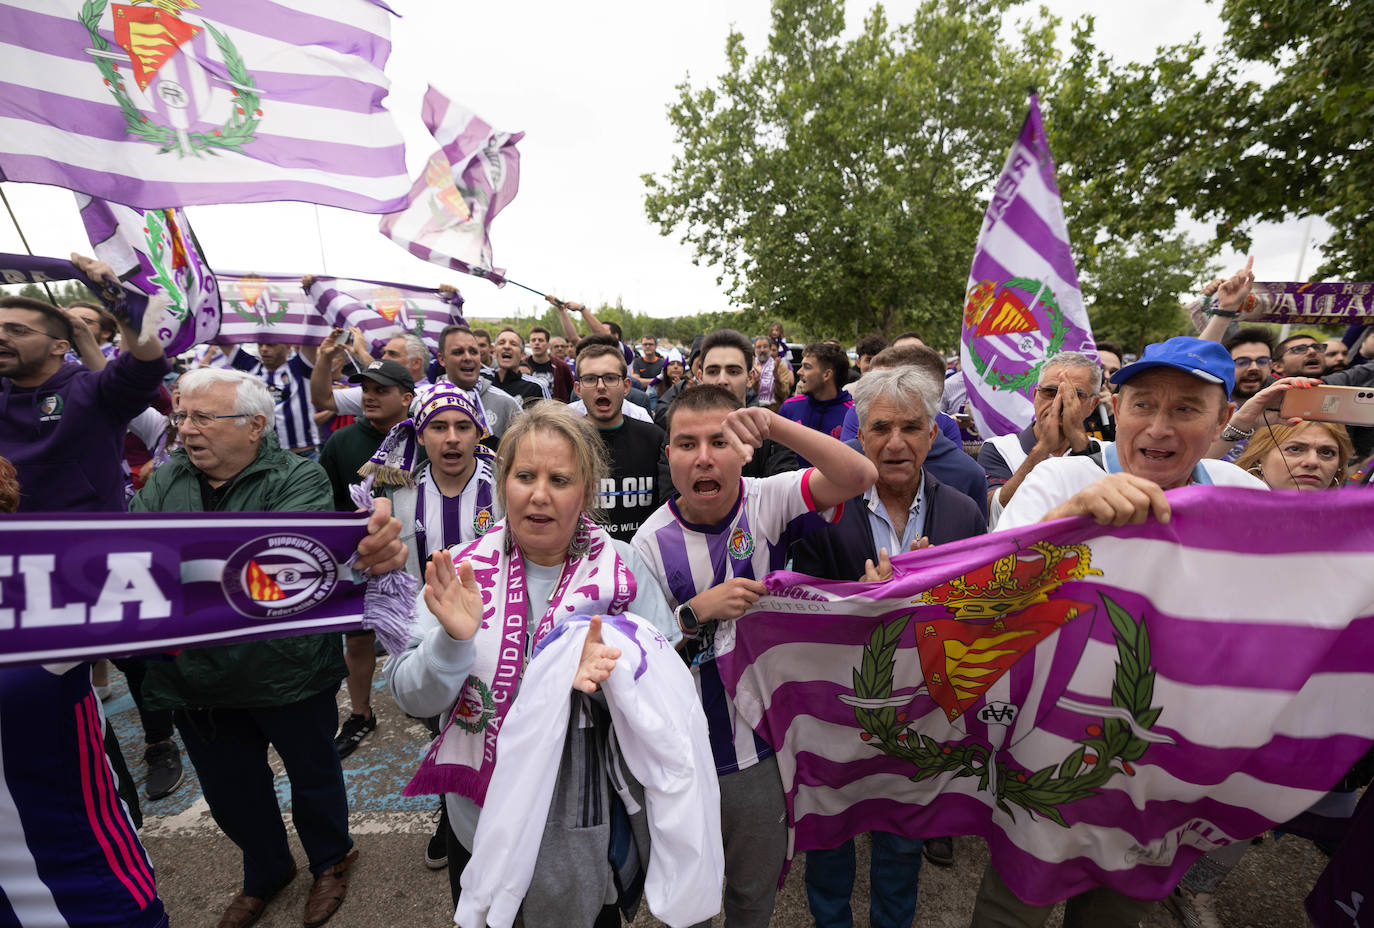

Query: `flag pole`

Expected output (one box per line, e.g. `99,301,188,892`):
0,186,57,304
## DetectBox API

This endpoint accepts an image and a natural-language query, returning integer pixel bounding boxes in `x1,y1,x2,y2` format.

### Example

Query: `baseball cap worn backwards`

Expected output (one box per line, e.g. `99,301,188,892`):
1109,336,1236,397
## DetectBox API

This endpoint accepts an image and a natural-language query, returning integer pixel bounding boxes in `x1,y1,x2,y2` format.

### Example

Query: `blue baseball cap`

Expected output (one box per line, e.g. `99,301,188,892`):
1109,336,1235,397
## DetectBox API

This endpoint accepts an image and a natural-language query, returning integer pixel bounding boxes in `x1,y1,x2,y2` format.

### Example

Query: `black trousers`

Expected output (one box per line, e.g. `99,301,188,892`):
175,687,352,898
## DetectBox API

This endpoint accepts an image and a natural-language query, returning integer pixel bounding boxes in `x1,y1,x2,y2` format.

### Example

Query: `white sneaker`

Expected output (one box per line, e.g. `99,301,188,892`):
1164,886,1221,928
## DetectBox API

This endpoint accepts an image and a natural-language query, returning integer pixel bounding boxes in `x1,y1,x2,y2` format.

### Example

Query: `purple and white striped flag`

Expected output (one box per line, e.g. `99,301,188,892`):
961,95,1095,438
77,193,220,355
379,86,523,283
716,487,1374,906
214,273,465,356
0,0,409,212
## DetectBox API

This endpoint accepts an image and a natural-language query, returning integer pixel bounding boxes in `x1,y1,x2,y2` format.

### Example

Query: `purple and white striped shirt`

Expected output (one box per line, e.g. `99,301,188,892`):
230,349,321,451
631,469,837,774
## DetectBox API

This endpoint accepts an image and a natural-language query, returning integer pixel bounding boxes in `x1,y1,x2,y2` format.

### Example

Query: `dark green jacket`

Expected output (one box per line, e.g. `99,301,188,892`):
131,433,347,711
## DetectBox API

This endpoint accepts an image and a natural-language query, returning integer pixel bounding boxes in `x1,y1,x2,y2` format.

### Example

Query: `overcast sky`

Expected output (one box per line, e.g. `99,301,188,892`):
0,0,1326,322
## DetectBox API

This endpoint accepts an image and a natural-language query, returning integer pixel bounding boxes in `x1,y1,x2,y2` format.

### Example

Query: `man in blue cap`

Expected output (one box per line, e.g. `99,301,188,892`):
971,336,1268,927
996,336,1268,535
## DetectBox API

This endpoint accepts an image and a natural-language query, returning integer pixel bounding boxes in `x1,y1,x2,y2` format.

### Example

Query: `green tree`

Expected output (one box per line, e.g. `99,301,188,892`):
1,280,100,305
644,0,1060,343
1079,233,1215,355
1051,1,1373,282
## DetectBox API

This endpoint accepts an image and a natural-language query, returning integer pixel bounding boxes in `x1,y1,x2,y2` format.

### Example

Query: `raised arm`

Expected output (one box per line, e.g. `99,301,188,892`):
721,406,876,510
1198,257,1254,343
68,252,164,362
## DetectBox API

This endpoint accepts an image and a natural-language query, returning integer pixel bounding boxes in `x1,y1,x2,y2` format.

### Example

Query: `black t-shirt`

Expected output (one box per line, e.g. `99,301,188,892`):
596,417,667,542
632,356,665,383
526,358,556,396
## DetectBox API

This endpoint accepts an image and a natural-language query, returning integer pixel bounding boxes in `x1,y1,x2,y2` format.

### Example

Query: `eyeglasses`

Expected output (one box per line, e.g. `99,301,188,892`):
0,321,59,340
171,411,251,429
1035,385,1093,402
1233,357,1272,369
1283,343,1322,356
577,373,624,388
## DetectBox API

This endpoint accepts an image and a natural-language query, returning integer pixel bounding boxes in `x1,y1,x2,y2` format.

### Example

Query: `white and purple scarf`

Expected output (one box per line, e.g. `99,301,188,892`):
404,517,636,805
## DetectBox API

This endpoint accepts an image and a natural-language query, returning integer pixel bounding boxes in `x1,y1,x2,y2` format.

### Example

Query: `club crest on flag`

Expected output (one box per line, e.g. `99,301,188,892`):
228,277,288,326
222,534,340,620
728,528,754,560
80,0,262,159
370,287,405,323
963,276,1069,395
840,541,1174,826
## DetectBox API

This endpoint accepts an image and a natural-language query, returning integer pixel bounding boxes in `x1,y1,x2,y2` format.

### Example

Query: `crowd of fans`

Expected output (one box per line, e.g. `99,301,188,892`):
1,256,1371,928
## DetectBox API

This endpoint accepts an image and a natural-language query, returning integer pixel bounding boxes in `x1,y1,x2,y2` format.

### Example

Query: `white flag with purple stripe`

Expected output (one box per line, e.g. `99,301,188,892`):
0,0,408,212
716,487,1374,906
379,86,522,282
77,193,220,355
961,95,1095,438
214,273,465,358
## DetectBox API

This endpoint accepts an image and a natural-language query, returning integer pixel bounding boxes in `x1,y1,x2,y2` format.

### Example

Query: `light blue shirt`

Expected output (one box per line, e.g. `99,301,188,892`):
864,476,929,556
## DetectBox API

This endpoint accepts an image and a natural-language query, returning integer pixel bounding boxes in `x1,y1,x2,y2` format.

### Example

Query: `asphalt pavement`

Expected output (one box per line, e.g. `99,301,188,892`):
102,667,1329,928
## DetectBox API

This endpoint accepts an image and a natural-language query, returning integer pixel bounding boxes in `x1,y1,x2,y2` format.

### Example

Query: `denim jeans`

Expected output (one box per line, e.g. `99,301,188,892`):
805,831,924,928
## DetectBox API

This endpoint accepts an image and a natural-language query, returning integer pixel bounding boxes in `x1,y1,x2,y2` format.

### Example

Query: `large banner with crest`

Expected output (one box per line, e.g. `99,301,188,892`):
717,487,1374,905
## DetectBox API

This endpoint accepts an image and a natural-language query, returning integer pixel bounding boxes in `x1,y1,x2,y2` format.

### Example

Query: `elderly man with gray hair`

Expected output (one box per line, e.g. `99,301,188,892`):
789,365,986,928
977,350,1103,529
132,367,360,928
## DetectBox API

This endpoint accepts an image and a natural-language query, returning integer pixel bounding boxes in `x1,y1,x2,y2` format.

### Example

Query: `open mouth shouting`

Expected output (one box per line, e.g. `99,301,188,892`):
691,477,722,498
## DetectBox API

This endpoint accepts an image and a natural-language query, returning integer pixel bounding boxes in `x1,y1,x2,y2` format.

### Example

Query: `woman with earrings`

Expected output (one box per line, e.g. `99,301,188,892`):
384,402,679,926
1233,419,1353,489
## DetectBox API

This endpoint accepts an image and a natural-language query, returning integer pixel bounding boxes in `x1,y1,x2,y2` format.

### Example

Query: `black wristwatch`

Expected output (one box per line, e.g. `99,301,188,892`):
676,602,702,638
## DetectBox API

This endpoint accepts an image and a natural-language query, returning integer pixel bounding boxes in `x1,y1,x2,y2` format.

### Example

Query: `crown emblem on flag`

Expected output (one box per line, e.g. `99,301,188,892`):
80,0,262,158
920,541,1101,619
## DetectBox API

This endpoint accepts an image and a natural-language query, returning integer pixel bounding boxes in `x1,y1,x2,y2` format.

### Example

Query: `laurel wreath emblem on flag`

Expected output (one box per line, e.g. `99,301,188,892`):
848,552,1166,828
964,276,1068,394
79,0,261,157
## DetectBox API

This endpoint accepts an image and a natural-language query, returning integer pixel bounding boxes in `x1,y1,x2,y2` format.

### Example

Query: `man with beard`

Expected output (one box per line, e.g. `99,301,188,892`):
750,334,793,412
575,341,666,541
630,334,666,389
1324,337,1349,373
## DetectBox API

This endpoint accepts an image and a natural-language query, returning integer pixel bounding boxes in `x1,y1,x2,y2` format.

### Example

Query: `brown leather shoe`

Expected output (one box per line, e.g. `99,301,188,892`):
303,849,359,928
216,863,298,928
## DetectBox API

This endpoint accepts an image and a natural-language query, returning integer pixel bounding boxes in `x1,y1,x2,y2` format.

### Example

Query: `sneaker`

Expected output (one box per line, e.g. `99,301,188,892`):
922,835,954,867
143,740,184,800
1165,886,1221,928
425,802,448,870
334,712,377,759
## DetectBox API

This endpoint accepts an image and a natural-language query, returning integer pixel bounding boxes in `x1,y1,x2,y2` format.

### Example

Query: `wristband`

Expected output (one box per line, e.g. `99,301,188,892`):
1206,308,1240,318
1220,423,1256,442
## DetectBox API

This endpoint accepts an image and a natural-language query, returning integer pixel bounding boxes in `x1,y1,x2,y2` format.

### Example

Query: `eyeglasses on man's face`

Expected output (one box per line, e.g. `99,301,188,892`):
171,411,250,429
1283,343,1322,357
577,373,624,388
0,321,59,340
1233,356,1272,369
1034,384,1093,402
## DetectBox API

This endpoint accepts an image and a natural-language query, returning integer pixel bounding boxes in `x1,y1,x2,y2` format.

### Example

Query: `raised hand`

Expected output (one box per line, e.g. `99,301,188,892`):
423,551,484,641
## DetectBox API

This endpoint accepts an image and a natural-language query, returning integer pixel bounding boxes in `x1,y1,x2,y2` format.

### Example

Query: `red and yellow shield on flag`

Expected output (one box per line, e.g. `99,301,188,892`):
111,3,203,92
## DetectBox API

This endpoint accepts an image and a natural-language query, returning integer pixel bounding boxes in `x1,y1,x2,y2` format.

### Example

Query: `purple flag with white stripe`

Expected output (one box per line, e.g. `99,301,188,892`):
960,95,1095,438
379,86,523,283
77,193,220,355
0,0,409,212
716,487,1374,906
214,272,465,356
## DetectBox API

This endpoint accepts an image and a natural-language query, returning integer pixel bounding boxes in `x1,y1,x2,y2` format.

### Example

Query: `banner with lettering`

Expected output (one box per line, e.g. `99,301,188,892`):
1188,281,1374,329
716,487,1374,906
0,512,376,668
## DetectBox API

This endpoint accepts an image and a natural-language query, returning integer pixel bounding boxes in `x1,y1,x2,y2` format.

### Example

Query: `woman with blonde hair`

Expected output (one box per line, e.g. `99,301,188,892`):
1233,419,1353,489
385,401,679,925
